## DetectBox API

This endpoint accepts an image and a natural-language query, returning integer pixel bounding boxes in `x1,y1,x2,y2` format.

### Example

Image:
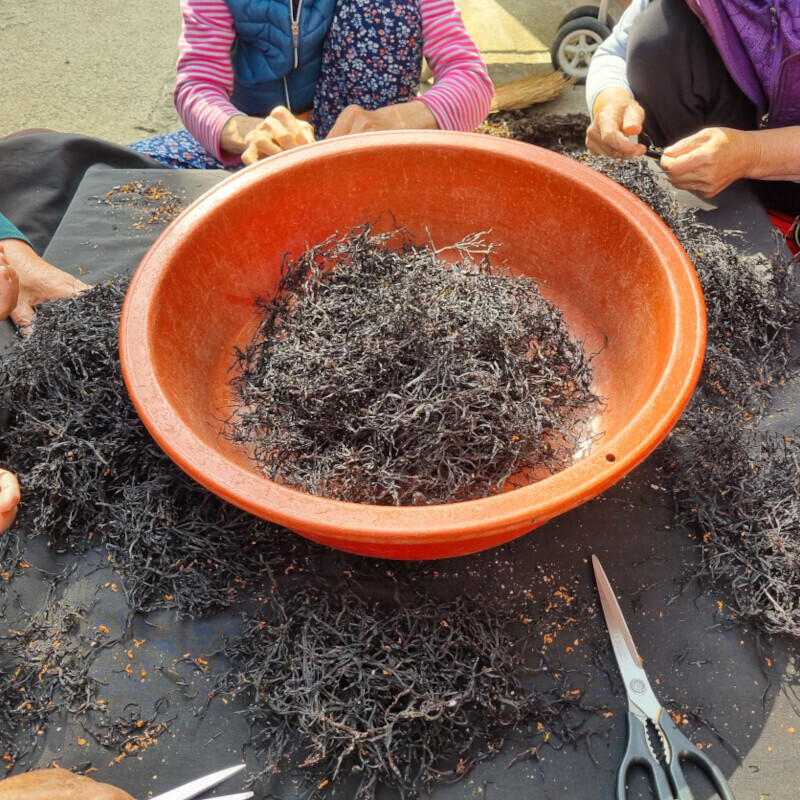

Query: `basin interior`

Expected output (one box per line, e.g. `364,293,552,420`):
151,146,677,466
122,133,702,558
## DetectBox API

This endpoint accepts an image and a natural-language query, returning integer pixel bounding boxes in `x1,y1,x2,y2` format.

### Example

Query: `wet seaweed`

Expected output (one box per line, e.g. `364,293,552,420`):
0,279,295,617
478,111,590,154
666,418,800,636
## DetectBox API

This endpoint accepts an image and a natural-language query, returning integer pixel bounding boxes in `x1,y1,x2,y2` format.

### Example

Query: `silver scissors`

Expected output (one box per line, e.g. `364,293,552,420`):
592,555,736,800
148,764,254,800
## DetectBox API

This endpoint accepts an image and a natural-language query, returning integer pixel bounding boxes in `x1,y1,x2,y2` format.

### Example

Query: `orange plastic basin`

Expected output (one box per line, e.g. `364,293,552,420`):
120,131,705,560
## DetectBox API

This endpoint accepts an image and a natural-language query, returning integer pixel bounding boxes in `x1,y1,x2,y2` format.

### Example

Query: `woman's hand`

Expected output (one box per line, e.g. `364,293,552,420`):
0,469,20,534
586,87,647,158
242,107,315,165
0,239,89,331
326,101,438,139
222,107,315,165
660,127,761,197
0,256,20,320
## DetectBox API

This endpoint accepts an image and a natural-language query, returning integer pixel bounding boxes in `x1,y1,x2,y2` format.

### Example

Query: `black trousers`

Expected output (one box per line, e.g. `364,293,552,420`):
626,0,799,213
0,130,168,254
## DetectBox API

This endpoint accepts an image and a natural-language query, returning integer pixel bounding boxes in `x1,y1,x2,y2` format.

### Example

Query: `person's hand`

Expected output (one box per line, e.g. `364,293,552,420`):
586,87,647,158
241,107,315,166
326,101,438,139
0,468,20,533
0,239,89,330
659,127,757,197
0,767,135,800
0,254,20,319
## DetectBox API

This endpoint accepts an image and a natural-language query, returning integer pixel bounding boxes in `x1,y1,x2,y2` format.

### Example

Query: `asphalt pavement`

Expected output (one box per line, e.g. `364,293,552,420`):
2,0,602,145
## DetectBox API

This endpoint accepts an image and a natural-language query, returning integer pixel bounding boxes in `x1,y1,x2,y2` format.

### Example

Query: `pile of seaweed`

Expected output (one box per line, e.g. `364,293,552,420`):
477,110,589,154
577,156,800,637
226,225,600,505
0,280,591,793
0,280,276,769
217,581,587,799
0,280,284,616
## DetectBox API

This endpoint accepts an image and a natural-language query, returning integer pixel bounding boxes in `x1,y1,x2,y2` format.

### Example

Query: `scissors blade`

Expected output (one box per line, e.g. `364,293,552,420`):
148,764,250,800
197,795,254,800
592,555,662,721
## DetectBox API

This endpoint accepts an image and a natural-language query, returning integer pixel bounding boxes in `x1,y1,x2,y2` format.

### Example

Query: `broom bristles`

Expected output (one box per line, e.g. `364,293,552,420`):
490,71,575,113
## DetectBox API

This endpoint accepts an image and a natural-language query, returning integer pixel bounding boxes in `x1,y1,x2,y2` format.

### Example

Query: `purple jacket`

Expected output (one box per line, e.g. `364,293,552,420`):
687,0,800,128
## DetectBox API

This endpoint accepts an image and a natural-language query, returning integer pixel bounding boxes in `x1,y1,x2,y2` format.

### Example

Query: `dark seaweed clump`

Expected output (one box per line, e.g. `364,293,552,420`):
478,110,590,154
217,582,587,800
580,155,800,636
0,279,286,617
225,225,601,505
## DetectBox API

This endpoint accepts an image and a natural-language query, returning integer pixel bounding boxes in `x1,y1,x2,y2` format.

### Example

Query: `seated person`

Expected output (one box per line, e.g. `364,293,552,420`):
584,0,800,209
130,0,494,168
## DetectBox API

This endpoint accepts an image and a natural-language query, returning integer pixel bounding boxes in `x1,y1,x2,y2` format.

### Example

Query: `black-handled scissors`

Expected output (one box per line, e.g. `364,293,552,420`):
638,131,666,160
592,555,737,800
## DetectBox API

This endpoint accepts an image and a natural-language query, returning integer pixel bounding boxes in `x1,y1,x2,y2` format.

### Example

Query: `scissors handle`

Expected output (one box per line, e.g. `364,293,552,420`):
616,711,675,800
658,709,737,800
617,709,737,800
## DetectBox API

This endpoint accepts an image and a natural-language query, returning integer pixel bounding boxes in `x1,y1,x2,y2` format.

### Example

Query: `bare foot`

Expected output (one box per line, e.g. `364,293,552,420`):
0,249,20,319
0,239,89,330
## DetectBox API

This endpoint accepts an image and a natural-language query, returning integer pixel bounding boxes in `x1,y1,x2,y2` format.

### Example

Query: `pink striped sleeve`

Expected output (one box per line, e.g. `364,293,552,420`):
415,0,494,131
174,0,241,163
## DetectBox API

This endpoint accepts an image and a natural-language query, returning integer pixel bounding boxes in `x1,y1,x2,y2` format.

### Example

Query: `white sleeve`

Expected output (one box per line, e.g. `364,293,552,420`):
585,0,649,117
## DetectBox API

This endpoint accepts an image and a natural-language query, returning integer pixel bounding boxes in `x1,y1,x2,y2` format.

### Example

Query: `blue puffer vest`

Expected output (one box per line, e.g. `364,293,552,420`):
224,0,337,116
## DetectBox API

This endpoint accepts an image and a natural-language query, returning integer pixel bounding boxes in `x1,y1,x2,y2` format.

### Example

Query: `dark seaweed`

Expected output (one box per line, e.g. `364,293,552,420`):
577,156,800,636
225,225,601,505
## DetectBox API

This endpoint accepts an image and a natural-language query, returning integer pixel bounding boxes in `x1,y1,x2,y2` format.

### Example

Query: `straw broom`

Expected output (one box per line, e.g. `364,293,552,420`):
490,70,575,113
421,60,575,113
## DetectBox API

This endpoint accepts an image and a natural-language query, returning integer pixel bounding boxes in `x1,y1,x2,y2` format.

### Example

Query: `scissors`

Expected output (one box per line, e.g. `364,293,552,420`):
148,764,254,800
592,555,736,800
637,131,666,160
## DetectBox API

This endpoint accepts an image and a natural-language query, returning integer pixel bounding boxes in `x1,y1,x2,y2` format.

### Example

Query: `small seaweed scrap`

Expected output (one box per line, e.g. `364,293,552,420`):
92,180,187,228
